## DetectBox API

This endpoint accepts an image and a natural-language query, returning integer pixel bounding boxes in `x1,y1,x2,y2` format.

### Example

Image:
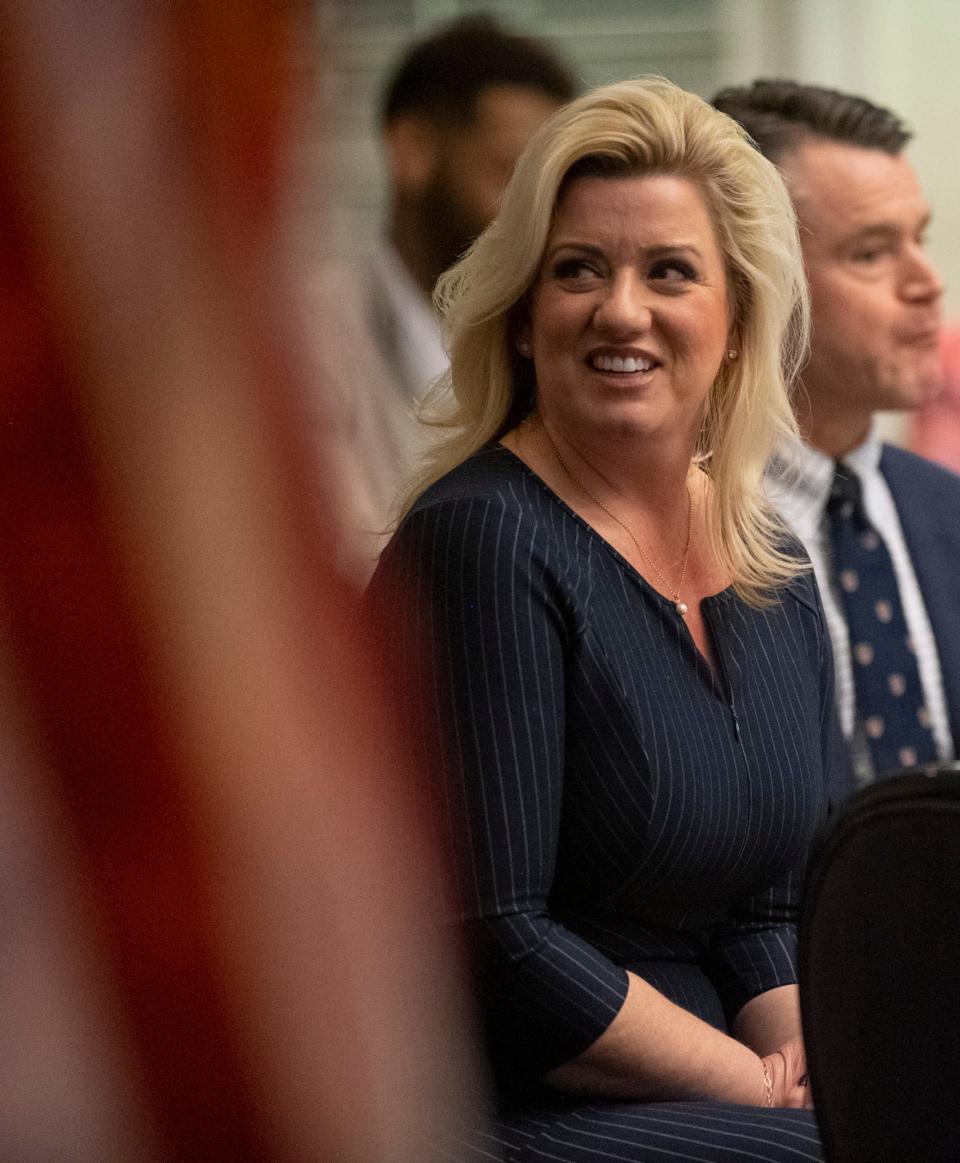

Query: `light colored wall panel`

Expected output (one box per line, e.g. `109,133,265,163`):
722,0,960,316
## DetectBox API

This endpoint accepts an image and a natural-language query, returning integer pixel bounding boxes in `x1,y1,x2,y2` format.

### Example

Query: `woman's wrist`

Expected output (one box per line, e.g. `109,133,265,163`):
759,1057,774,1107
702,1038,776,1107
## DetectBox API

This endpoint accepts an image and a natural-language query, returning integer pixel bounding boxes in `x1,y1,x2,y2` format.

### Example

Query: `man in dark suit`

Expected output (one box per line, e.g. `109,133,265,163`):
713,81,960,798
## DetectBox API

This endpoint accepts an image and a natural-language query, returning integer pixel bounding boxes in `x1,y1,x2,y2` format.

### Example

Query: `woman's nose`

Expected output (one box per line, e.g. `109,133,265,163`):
593,272,653,335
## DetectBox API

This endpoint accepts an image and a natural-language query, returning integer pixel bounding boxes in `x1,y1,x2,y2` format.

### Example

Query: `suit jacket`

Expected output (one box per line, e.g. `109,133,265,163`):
881,442,960,747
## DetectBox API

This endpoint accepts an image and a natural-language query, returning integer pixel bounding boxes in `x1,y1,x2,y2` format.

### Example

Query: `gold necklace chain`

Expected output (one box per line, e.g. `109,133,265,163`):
526,419,693,617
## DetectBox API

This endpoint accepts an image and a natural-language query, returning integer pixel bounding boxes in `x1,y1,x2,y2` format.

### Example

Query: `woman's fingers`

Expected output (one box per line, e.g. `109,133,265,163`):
783,1082,815,1110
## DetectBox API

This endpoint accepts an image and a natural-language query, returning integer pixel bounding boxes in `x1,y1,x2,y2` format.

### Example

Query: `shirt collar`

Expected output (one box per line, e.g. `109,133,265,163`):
767,424,884,545
840,425,883,479
770,422,882,509
770,435,834,515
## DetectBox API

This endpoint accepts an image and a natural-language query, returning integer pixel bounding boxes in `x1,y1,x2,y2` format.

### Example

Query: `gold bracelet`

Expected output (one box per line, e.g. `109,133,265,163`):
761,1060,774,1107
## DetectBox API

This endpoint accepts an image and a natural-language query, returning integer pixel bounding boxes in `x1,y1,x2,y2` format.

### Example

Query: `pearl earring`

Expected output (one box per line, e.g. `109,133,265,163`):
727,349,738,361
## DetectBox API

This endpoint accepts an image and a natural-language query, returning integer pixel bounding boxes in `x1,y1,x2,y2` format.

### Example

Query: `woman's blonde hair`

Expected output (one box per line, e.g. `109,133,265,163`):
403,76,809,604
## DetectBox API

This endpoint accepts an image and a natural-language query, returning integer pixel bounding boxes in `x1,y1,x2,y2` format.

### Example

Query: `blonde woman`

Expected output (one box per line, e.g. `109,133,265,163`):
370,78,831,1160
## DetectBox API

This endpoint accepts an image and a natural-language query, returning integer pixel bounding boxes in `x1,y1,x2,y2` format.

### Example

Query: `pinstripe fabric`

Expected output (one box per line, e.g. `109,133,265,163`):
370,445,832,1161
490,1101,823,1161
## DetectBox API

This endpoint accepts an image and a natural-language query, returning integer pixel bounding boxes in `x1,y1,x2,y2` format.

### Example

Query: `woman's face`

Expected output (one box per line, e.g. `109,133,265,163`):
519,173,731,452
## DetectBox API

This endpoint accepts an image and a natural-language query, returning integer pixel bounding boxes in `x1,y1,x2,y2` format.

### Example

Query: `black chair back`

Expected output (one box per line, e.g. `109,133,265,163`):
800,765,960,1162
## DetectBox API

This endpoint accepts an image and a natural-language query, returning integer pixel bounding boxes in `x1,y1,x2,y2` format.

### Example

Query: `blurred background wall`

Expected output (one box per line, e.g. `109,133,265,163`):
316,0,960,440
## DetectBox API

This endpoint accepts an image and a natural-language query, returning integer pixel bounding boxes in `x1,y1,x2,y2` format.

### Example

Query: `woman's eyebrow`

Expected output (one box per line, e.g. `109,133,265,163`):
545,241,705,259
544,241,605,258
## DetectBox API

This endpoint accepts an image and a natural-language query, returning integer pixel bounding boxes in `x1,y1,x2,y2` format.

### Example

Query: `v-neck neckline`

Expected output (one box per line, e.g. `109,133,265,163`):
493,442,735,692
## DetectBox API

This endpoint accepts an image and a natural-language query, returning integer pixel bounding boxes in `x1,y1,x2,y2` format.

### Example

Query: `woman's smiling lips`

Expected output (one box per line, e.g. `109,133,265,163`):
587,347,659,374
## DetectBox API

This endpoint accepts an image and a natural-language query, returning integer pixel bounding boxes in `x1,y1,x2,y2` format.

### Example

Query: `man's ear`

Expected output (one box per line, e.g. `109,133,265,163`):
383,115,440,195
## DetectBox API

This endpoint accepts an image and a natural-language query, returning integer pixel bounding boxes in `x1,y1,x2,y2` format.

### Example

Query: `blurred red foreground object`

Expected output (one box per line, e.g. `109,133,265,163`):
0,3,478,1159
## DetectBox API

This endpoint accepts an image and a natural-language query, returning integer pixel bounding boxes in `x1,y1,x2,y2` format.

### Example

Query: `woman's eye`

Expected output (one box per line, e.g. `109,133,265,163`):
552,258,601,284
649,259,697,283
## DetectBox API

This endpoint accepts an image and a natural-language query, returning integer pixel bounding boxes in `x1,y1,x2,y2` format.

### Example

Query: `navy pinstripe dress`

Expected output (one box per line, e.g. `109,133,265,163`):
371,444,831,1161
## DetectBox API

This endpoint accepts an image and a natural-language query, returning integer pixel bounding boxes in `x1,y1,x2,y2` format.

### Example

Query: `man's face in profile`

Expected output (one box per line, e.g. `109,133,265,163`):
423,83,561,271
782,138,943,423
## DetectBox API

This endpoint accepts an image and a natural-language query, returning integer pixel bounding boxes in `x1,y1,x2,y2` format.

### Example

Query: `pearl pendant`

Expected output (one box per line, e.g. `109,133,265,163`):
675,600,688,617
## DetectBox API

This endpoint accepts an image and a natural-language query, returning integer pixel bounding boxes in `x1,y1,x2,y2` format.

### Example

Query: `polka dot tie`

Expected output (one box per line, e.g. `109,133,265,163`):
826,462,937,777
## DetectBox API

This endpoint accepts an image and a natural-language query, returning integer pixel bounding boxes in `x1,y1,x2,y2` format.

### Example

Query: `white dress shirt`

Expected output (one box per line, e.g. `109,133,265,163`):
367,242,448,404
303,243,448,583
769,428,954,786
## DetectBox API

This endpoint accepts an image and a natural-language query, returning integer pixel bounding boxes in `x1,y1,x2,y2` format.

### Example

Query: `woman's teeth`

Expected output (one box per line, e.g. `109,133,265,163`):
592,355,653,373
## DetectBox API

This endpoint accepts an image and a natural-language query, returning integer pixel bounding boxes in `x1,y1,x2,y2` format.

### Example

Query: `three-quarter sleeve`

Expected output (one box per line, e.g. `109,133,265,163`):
704,875,802,1022
371,495,629,1081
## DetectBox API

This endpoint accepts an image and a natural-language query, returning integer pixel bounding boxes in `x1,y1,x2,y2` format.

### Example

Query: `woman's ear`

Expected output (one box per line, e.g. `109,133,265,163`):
725,322,741,363
515,321,533,359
